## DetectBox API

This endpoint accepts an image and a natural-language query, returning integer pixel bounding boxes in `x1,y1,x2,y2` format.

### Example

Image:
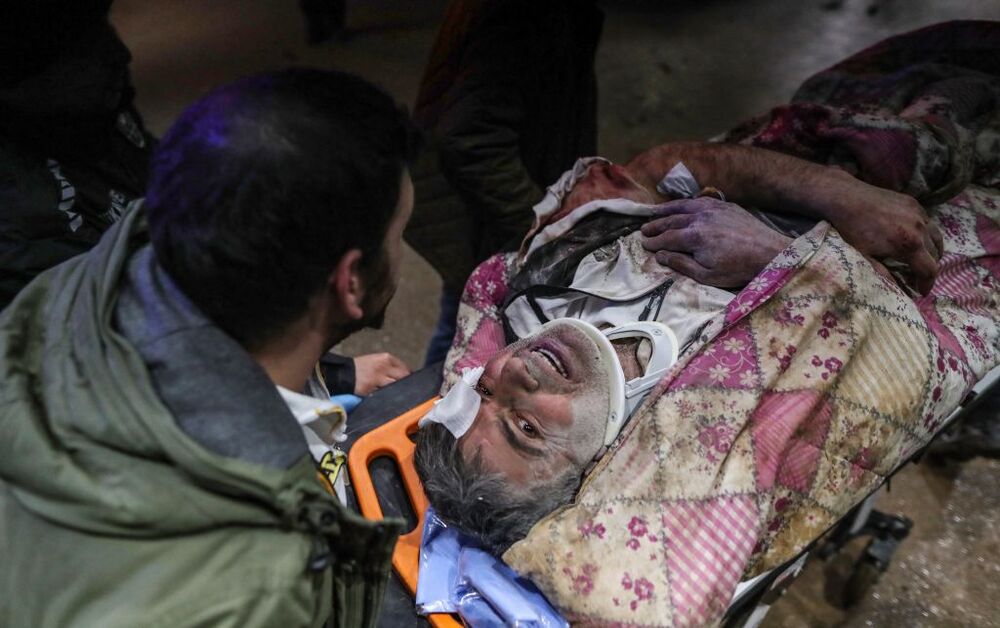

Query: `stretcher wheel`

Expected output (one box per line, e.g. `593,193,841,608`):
841,554,882,607
824,508,911,608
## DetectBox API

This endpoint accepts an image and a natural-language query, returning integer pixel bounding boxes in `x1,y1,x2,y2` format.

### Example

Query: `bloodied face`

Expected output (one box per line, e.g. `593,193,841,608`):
560,161,657,214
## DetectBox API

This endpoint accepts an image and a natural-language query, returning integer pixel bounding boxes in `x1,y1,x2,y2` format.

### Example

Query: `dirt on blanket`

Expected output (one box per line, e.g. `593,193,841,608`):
768,388,1000,628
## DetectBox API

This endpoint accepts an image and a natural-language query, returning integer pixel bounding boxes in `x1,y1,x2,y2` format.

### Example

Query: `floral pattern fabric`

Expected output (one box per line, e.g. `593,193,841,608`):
441,21,1000,627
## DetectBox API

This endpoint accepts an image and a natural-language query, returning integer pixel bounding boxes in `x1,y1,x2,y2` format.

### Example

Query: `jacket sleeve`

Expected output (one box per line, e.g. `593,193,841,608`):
319,353,356,396
434,88,544,261
405,142,479,293
429,1,567,261
0,235,92,310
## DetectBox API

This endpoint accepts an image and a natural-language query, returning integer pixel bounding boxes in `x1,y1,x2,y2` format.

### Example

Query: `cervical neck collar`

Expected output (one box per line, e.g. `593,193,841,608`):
544,318,678,446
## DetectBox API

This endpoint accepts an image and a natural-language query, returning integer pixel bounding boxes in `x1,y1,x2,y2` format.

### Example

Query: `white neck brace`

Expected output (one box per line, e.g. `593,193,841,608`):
544,318,678,446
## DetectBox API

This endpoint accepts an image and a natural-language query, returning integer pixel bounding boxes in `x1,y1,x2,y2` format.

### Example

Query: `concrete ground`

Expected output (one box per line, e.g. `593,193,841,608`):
112,1,1000,625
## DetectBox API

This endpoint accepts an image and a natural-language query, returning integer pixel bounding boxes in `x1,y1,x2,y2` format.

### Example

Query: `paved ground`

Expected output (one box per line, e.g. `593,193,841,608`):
112,1,1000,624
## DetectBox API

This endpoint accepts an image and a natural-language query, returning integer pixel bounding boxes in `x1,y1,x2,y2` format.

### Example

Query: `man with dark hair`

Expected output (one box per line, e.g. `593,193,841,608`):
0,68,419,627
144,69,416,382
0,3,409,397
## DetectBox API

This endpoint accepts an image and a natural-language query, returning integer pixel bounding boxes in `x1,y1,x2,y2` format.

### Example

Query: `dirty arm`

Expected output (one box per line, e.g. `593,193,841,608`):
627,141,943,294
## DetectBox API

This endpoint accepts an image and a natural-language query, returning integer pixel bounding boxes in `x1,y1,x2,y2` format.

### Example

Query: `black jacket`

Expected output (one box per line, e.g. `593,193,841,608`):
0,101,153,309
405,0,604,292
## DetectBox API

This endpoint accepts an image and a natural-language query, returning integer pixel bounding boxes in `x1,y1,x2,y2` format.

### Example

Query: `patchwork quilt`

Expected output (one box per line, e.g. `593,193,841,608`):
441,21,1000,626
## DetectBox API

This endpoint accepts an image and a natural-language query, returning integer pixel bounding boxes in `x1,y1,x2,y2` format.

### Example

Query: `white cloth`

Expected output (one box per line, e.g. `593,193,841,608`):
508,158,735,352
519,159,715,261
519,158,660,261
505,245,732,351
418,366,485,438
277,382,349,503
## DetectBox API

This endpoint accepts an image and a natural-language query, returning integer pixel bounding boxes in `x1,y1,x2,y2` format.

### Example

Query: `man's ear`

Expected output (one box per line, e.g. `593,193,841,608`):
331,248,365,321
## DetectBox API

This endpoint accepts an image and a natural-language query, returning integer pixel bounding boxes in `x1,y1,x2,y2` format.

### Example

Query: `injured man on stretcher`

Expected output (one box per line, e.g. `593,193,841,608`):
412,21,1000,626
414,140,944,551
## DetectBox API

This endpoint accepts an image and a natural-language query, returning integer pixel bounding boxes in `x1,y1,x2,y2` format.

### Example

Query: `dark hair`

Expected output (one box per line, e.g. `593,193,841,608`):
146,68,420,346
414,422,582,555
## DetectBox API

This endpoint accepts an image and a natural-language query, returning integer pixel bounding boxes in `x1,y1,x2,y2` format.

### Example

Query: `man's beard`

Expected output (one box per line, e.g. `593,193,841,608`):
337,253,396,338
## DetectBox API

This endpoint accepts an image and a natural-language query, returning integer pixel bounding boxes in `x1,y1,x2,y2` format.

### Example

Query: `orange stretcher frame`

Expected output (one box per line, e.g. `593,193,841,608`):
347,397,461,628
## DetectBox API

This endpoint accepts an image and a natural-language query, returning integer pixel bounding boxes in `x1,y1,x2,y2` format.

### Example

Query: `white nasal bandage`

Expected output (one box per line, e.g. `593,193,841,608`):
417,366,485,438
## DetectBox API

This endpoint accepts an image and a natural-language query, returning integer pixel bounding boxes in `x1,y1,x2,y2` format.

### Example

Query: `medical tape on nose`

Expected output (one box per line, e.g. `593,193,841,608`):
417,366,485,438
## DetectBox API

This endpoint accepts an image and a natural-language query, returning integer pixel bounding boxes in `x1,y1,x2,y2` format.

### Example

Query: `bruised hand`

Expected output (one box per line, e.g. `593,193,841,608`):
640,197,792,289
816,178,943,295
352,352,410,396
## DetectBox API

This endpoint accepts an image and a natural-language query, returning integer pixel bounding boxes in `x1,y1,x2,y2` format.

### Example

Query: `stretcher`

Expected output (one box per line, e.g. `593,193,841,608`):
343,361,1000,627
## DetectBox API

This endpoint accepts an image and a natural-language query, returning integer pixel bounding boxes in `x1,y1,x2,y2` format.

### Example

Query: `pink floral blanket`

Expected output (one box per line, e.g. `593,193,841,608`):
441,22,1000,626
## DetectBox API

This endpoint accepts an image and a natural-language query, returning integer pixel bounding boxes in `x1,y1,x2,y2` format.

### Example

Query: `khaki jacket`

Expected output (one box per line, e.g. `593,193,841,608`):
0,206,401,627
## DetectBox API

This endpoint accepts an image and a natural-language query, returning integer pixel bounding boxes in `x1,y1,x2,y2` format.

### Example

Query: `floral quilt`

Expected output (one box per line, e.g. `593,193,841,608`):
440,21,1000,626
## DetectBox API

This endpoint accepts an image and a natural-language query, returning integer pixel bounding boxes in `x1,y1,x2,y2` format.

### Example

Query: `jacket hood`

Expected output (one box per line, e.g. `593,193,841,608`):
0,204,339,537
